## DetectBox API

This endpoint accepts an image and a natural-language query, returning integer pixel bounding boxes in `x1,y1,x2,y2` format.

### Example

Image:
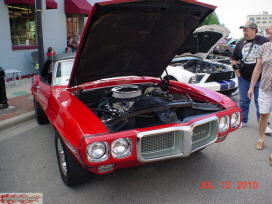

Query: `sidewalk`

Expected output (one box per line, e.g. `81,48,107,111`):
0,77,35,131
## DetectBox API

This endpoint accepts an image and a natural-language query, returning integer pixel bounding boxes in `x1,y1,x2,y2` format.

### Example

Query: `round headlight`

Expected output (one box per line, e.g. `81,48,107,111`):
231,112,240,128
219,116,230,133
87,142,108,160
111,138,131,158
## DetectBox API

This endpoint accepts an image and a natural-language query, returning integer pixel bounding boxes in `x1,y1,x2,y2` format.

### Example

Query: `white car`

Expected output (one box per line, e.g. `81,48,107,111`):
162,25,238,97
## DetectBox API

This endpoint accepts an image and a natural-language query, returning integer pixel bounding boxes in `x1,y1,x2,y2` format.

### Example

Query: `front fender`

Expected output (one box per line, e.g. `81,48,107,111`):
47,88,108,148
162,66,194,82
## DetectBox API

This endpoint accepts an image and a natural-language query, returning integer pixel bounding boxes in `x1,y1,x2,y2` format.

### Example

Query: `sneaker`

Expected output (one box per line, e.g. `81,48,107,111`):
239,122,247,128
265,126,272,134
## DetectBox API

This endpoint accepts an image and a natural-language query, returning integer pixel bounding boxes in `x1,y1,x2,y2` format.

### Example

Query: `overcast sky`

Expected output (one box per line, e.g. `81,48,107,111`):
88,0,272,39
199,0,272,39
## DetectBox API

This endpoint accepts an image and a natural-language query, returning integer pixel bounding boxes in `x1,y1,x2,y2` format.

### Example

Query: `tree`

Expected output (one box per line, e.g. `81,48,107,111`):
199,12,221,27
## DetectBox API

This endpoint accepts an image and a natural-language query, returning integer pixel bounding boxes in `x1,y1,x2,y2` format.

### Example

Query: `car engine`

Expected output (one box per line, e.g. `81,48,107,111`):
171,59,230,73
96,85,175,120
80,82,223,132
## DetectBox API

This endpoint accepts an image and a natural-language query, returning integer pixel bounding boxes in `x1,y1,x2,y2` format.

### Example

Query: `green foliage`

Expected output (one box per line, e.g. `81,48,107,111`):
199,12,221,27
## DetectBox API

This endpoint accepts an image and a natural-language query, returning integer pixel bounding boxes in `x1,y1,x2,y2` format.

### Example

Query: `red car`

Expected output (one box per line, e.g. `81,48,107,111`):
31,0,241,186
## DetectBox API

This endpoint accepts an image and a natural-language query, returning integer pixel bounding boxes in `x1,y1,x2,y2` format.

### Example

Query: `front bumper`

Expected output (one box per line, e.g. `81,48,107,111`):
136,116,218,162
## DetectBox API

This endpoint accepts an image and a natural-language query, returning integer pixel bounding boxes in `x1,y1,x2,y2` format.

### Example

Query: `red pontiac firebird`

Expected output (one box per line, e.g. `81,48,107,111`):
31,0,241,186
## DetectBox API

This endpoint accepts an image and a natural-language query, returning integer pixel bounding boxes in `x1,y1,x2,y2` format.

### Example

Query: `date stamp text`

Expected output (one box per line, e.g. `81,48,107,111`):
199,181,258,189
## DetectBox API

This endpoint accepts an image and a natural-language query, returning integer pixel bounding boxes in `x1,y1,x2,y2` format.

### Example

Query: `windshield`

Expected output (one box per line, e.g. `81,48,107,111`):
53,59,74,86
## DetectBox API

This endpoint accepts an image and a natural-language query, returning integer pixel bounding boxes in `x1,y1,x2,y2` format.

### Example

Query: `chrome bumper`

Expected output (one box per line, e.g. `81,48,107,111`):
136,116,218,162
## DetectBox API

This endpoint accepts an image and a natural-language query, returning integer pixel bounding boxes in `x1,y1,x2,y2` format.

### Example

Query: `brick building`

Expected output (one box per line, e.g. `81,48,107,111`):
246,11,272,37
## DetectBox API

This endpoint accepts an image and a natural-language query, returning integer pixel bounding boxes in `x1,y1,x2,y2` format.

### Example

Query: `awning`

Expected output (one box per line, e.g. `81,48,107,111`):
65,0,92,16
4,0,57,9
4,0,35,4
45,0,57,9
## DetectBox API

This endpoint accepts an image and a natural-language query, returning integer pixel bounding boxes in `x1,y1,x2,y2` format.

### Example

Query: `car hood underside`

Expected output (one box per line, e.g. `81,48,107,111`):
69,0,215,87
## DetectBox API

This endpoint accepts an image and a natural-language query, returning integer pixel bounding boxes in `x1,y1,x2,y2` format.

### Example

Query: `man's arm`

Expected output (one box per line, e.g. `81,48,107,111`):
231,40,243,77
231,60,241,77
248,58,263,99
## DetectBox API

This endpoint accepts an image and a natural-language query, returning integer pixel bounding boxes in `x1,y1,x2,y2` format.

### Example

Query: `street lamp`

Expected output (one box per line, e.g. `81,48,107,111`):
35,0,45,74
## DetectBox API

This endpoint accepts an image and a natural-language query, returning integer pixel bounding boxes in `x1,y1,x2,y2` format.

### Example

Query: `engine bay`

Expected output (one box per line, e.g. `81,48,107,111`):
78,81,223,132
170,59,231,74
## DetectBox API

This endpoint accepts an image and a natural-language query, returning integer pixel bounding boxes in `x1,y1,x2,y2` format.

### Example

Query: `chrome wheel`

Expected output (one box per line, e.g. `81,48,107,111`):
55,132,90,186
57,137,67,176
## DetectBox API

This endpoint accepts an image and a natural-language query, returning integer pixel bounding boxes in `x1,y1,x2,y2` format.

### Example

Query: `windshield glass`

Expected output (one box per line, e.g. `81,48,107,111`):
54,59,74,86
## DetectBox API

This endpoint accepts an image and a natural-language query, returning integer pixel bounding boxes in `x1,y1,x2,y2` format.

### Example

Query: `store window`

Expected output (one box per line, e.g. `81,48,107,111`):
8,4,36,47
66,14,85,44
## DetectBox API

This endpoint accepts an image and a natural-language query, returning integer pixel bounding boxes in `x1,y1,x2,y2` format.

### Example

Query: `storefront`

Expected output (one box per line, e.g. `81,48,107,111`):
0,0,95,77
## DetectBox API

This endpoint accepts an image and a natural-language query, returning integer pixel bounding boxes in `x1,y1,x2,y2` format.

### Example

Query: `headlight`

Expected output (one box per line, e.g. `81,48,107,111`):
231,112,240,128
86,142,109,162
188,75,205,84
219,116,230,133
111,138,132,158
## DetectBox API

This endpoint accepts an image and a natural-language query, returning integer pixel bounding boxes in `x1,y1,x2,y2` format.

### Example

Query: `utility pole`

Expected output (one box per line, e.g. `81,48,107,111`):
35,0,45,74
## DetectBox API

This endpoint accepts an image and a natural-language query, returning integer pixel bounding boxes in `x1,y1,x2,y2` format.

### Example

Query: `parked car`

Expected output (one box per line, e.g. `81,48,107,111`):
31,0,241,186
214,38,227,51
162,25,238,97
212,38,237,57
226,38,238,52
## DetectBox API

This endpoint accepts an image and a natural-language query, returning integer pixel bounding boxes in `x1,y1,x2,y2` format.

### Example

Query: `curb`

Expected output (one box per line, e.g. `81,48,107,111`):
0,111,35,132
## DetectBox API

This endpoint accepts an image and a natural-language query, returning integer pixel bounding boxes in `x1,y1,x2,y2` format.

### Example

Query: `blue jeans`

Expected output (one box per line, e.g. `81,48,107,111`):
238,76,260,124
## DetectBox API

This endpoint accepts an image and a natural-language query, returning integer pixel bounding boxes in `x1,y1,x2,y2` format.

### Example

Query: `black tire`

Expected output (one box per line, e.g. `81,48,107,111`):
165,76,178,81
33,99,49,124
55,132,90,186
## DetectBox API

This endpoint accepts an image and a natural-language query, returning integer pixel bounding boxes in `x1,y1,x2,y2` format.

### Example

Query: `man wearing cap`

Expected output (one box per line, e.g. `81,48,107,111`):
231,21,272,133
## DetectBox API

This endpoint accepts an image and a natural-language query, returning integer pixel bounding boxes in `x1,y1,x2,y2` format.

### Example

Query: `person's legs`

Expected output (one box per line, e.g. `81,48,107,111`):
256,113,270,150
258,114,270,141
253,80,260,122
256,89,272,150
238,77,251,124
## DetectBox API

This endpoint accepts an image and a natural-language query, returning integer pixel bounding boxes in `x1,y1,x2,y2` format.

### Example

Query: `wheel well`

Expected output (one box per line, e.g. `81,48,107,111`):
163,75,177,81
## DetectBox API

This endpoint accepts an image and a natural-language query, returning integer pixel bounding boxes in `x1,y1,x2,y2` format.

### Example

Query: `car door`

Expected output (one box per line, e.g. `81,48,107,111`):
35,60,55,111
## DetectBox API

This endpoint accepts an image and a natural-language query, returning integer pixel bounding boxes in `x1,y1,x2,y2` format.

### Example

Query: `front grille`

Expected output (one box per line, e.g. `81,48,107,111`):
137,116,218,162
192,123,210,143
141,132,175,154
206,71,235,82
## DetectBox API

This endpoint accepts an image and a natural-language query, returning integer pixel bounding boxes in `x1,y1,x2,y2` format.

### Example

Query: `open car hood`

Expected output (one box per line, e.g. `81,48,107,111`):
69,0,215,87
176,24,230,59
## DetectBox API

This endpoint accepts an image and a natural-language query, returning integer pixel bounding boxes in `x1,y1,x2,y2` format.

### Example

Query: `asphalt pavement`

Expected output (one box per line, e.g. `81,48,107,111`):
2,102,272,203
0,77,35,131
2,77,272,203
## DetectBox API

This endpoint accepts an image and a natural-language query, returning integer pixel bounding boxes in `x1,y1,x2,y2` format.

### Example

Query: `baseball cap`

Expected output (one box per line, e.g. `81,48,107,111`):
239,21,258,29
